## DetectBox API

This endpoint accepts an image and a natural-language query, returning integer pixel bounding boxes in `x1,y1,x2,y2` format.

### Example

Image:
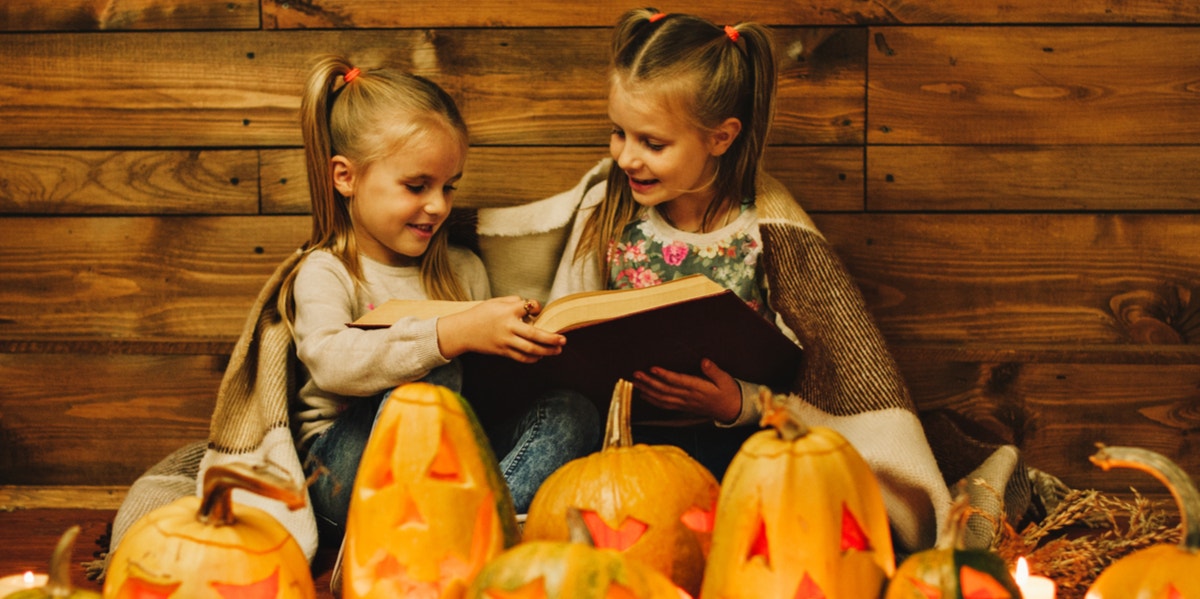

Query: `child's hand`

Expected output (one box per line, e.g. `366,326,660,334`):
436,296,566,363
632,359,742,423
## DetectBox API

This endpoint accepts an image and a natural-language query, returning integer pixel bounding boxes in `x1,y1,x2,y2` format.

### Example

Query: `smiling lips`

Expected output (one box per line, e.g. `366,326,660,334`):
628,173,659,193
408,223,437,238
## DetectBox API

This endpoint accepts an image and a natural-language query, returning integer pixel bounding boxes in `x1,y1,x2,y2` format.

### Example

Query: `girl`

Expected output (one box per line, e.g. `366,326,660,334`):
549,10,951,552
287,55,599,539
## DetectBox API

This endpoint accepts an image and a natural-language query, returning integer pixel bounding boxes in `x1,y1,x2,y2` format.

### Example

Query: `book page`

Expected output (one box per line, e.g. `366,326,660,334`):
534,274,725,333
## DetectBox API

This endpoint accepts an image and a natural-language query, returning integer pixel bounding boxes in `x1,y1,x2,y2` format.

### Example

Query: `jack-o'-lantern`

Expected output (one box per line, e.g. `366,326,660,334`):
523,380,720,597
7,526,101,599
884,493,1020,599
1085,445,1200,599
701,390,894,599
343,382,520,599
102,462,315,599
465,508,688,599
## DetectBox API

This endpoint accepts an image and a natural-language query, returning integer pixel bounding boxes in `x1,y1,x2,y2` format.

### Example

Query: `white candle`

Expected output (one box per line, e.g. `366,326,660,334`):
1013,557,1056,599
0,571,48,596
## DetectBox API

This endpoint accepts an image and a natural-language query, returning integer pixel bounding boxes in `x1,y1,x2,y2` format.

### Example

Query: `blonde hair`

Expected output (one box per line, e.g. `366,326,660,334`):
284,55,470,322
577,8,777,268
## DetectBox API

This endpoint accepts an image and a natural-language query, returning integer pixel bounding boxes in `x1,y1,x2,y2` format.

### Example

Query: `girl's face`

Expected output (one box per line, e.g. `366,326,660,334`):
608,78,738,212
333,125,466,267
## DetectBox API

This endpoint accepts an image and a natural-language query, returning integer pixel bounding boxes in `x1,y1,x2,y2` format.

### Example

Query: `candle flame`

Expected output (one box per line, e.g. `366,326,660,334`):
22,571,36,586
1015,556,1030,583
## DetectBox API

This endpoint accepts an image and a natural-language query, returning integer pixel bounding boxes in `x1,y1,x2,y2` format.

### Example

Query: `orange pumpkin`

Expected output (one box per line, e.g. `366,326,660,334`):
7,526,101,599
1085,445,1200,599
342,382,520,599
701,390,894,599
465,508,688,599
884,494,1021,599
522,380,720,597
102,462,315,599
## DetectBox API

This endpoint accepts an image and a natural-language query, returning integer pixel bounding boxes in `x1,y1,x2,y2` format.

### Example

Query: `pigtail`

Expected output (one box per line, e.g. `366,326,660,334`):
726,22,777,202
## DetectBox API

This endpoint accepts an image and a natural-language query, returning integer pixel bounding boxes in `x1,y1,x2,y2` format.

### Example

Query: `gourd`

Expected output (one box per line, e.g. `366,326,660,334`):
702,390,894,599
1085,444,1199,599
523,380,720,597
465,508,686,599
6,526,101,599
102,462,315,598
342,382,519,599
884,493,1020,599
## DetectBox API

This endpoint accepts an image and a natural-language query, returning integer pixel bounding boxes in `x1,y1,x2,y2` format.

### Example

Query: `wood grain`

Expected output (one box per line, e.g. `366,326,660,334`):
0,28,860,148
0,0,259,31
867,145,1200,211
869,27,1200,144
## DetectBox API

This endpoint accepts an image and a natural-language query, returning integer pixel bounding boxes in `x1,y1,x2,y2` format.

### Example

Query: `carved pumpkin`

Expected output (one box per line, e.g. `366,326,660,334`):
884,493,1020,599
343,382,520,599
102,462,315,599
7,526,101,599
1085,445,1200,599
523,380,720,597
701,390,894,599
465,508,688,599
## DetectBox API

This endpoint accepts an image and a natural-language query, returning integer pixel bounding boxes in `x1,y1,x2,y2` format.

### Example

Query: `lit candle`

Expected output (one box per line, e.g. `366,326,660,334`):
0,571,48,595
1013,557,1056,599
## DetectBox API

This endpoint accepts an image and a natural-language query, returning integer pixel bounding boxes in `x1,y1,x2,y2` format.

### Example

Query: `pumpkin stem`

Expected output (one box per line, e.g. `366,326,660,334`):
1090,444,1200,550
565,507,595,547
198,462,307,527
42,525,80,597
756,388,808,442
603,379,634,450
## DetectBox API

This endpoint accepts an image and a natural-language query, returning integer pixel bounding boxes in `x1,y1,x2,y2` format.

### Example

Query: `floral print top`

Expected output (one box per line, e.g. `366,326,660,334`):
605,202,772,319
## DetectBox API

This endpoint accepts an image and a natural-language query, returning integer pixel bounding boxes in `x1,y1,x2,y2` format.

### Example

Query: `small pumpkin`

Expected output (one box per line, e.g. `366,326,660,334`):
343,382,519,599
523,380,720,597
6,526,101,599
701,390,895,599
102,462,315,598
1085,444,1199,599
884,493,1020,599
465,508,688,599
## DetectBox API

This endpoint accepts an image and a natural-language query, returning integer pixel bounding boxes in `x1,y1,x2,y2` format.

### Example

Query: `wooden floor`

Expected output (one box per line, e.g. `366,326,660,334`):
0,509,337,597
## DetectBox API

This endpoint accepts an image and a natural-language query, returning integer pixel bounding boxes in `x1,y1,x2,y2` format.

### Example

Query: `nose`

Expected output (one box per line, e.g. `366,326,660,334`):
613,137,641,171
424,190,450,216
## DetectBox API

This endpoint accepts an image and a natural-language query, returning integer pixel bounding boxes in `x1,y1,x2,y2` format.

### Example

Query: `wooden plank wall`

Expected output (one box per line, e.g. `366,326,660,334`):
1,1,1198,500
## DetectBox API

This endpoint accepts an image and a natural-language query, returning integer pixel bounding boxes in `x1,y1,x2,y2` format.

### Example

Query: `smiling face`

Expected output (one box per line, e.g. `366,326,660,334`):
333,122,466,267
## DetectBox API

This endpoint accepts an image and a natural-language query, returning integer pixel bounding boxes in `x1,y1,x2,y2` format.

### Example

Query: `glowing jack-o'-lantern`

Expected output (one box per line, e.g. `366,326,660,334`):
701,390,895,599
343,382,520,599
102,462,315,599
884,493,1020,599
7,526,101,599
466,508,688,599
523,380,720,597
1085,445,1200,599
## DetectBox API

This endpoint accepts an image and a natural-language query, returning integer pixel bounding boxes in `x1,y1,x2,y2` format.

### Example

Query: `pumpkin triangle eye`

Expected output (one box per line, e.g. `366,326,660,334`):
116,576,183,599
680,501,716,533
906,576,943,599
484,576,548,599
606,582,640,599
428,428,465,482
1166,584,1183,599
958,565,1012,599
580,510,648,551
793,572,826,599
211,566,280,599
840,503,872,552
745,516,770,566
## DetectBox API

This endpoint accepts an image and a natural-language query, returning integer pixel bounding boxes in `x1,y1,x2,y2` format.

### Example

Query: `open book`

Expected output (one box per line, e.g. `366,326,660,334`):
352,274,803,423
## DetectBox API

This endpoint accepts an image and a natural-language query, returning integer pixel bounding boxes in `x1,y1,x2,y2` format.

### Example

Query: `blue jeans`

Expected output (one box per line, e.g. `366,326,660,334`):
630,423,757,482
304,361,599,538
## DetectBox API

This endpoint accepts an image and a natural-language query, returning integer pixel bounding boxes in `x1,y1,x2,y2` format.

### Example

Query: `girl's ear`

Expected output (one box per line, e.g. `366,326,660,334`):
331,155,355,197
708,117,743,157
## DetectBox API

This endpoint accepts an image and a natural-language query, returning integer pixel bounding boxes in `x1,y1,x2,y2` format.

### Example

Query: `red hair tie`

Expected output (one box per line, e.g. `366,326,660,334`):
649,12,667,23
343,67,361,83
724,25,739,42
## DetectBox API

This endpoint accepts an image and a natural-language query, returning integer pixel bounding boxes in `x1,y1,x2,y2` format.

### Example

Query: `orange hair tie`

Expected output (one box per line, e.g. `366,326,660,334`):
723,25,739,42
649,12,667,23
343,67,361,83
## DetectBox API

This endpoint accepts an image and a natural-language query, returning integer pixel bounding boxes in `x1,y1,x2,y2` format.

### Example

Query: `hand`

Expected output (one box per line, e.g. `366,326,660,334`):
632,359,742,423
436,296,566,363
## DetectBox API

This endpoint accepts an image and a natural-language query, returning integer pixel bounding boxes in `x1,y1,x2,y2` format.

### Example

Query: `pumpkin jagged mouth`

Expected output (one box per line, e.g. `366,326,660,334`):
579,510,648,551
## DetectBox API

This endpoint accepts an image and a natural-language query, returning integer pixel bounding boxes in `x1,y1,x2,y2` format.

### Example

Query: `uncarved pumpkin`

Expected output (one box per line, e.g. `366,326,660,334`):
1085,445,1199,599
343,382,520,599
884,493,1020,599
465,508,687,599
523,380,720,597
7,526,101,599
701,390,895,599
102,462,315,599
